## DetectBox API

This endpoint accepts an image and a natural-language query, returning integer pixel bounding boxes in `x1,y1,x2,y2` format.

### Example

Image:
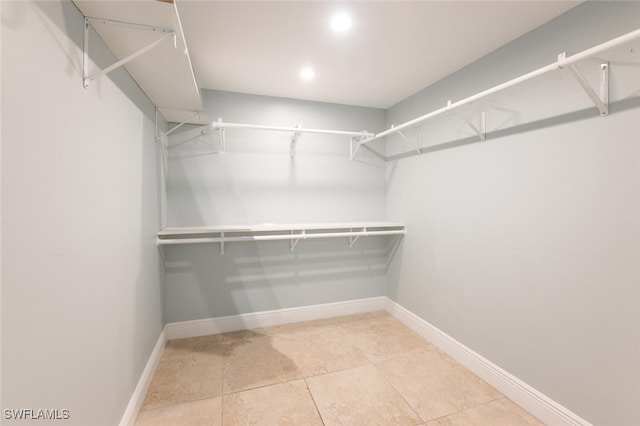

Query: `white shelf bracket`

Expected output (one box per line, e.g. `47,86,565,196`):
395,126,421,154
449,101,486,141
349,229,361,248
217,118,226,153
82,17,175,89
349,227,367,248
220,232,225,255
350,137,360,160
350,133,369,160
157,111,201,140
290,124,302,159
559,53,609,117
290,230,305,251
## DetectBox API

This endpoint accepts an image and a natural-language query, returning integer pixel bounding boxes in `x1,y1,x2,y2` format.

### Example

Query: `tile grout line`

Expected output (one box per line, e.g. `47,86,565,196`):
304,377,326,426
423,397,518,425
371,362,425,425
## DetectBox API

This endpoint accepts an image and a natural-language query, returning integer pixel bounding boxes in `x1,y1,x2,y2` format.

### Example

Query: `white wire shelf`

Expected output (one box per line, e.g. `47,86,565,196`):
157,222,406,254
352,27,640,157
209,118,374,158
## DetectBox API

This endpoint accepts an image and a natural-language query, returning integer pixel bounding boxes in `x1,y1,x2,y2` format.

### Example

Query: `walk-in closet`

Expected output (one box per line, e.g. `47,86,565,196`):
2,1,639,425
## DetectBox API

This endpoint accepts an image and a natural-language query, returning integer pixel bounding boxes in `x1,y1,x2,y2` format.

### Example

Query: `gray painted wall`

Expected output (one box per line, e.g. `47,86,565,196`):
1,1,163,425
163,90,390,322
385,2,640,425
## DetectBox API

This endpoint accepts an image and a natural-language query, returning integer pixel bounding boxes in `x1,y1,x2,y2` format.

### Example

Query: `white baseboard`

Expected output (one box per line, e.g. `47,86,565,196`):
119,327,167,426
384,298,591,426
166,296,386,340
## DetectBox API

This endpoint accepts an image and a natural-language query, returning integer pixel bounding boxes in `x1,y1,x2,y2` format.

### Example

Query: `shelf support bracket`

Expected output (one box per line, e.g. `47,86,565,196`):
157,111,201,140
290,230,305,251
349,229,361,248
349,136,365,161
83,17,175,89
559,53,609,116
350,137,360,160
350,133,369,160
395,127,421,154
350,227,368,247
449,101,486,141
220,232,225,255
216,118,226,153
290,124,302,159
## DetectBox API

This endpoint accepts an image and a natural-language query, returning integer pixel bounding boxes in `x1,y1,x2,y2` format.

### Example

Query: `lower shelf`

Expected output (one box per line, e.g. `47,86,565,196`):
157,222,405,253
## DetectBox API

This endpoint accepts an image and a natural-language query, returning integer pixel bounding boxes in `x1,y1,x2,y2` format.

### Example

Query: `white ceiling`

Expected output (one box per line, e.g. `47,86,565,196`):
177,1,581,109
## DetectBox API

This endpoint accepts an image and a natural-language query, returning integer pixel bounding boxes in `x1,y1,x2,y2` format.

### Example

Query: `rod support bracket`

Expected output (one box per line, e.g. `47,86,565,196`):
290,230,305,251
290,124,302,159
350,133,368,160
559,52,609,116
217,117,226,153
449,101,486,141
349,230,361,248
394,126,421,154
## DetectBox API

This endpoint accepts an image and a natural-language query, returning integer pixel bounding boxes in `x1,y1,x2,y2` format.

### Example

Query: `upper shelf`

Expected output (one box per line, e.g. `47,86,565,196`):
73,0,205,125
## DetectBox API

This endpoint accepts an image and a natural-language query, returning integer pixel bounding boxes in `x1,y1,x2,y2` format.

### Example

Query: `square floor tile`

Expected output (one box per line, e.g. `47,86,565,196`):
268,326,371,378
223,380,323,425
344,314,435,362
135,397,221,426
376,350,502,422
306,364,422,425
222,329,303,394
142,351,223,410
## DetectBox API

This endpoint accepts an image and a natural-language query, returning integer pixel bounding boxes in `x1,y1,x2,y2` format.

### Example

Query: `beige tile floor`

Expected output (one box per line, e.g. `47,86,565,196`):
136,311,543,426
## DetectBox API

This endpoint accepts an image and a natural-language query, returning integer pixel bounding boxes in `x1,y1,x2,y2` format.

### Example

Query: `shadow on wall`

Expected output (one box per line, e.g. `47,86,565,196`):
161,235,397,323
386,97,640,162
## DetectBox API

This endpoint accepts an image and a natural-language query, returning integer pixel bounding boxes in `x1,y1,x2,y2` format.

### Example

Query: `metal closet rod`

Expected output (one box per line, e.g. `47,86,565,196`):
361,27,640,144
210,121,374,138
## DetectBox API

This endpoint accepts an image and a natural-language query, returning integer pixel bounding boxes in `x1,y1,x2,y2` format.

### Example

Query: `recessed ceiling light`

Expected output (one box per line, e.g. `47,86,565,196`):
330,14,351,33
300,66,315,81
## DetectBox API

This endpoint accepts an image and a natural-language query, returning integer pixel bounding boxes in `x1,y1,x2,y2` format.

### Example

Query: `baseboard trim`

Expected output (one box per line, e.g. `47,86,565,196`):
384,298,591,426
119,326,167,426
166,296,386,340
